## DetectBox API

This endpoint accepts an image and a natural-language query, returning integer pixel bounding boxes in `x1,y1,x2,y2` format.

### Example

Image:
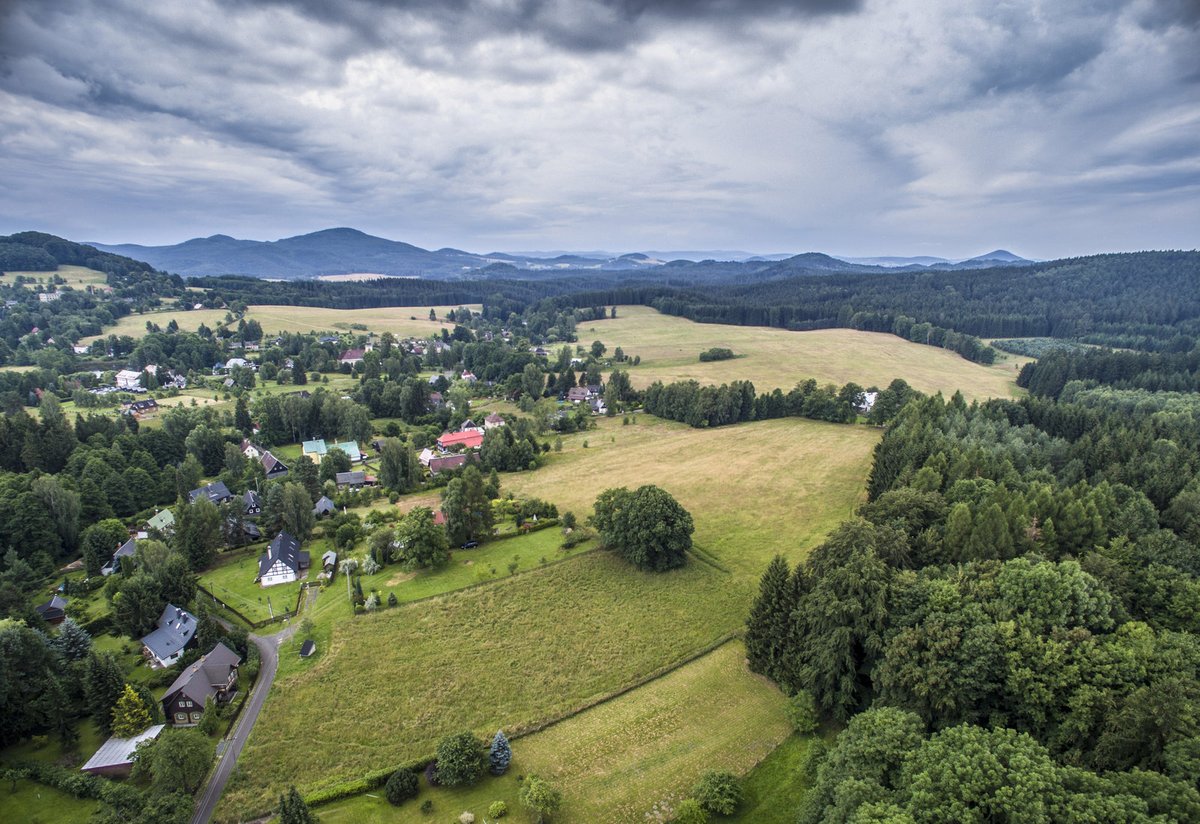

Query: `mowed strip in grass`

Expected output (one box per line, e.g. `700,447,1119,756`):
219,552,741,817
243,304,482,337
582,305,1024,402
315,640,790,824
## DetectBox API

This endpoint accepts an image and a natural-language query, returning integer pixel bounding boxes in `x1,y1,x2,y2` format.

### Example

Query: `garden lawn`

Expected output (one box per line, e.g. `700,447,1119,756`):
242,304,482,336
582,305,1024,402
314,640,791,823
354,528,599,606
198,546,300,625
727,733,823,823
0,781,97,824
218,552,741,818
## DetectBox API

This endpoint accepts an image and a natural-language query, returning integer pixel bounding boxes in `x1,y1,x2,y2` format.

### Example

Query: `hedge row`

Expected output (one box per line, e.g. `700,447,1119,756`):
10,760,104,799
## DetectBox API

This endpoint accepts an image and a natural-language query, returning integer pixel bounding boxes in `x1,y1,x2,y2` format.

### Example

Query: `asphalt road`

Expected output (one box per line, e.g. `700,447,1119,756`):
191,611,304,824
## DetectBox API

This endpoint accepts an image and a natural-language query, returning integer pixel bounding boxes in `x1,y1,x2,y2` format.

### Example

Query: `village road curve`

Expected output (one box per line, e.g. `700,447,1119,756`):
191,613,304,824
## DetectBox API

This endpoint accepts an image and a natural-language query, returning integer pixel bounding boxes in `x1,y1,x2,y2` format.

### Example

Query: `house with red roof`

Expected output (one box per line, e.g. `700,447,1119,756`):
437,430,484,451
339,348,366,365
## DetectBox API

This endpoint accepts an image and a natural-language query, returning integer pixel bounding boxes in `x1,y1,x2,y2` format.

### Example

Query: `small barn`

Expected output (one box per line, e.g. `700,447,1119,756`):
81,724,164,777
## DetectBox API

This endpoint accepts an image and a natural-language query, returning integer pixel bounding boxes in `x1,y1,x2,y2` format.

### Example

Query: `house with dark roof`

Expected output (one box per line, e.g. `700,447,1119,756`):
322,550,337,573
260,451,289,480
335,470,374,489
238,520,263,542
429,453,473,475
258,532,310,587
127,399,158,416
188,480,234,505
299,639,317,658
35,594,68,625
567,386,590,403
313,496,336,517
141,604,197,668
101,537,137,576
243,489,262,515
161,642,241,726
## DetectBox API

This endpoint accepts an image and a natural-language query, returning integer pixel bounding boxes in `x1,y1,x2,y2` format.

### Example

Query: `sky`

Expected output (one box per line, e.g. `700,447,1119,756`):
0,0,1198,259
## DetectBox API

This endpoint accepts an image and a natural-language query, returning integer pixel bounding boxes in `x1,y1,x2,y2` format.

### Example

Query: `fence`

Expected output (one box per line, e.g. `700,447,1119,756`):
197,580,309,630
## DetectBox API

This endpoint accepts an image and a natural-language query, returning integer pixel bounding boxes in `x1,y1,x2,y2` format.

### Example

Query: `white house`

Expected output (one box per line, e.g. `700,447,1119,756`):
114,369,142,390
258,531,310,587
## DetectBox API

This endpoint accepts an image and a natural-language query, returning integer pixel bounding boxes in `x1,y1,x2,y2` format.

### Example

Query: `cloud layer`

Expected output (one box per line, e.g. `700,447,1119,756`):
1,0,1197,258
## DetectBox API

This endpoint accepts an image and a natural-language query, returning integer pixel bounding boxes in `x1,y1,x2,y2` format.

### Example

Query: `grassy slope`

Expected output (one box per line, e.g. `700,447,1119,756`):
78,308,229,343
7,265,109,287
583,305,1025,402
316,640,791,824
218,415,877,817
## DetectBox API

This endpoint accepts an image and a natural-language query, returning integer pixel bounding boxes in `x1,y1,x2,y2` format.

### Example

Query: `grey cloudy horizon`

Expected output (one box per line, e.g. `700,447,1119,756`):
1,0,1198,260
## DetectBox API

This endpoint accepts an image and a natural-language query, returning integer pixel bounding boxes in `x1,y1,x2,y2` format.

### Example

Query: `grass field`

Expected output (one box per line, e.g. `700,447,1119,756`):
582,305,1023,402
217,414,876,818
243,304,483,336
78,308,229,343
315,640,791,823
0,781,97,824
5,265,110,288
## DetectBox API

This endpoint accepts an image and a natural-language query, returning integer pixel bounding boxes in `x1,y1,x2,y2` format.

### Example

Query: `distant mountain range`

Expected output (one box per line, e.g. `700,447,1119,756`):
89,228,1035,280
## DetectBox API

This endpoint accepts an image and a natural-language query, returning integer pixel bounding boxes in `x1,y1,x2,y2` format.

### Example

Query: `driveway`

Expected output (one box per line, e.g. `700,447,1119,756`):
191,590,313,824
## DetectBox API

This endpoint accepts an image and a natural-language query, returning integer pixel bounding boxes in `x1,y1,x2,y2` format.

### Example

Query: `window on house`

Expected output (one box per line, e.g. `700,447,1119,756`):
191,712,202,722
185,700,192,708
175,713,187,723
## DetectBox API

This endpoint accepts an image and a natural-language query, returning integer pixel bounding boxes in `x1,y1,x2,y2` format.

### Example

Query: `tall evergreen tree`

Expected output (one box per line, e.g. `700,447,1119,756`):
745,555,794,681
489,729,512,775
110,683,152,738
85,652,126,735
277,785,318,824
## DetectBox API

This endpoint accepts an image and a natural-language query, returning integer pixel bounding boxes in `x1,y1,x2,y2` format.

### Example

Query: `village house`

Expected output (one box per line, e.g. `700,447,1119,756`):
243,489,262,515
141,604,196,667
35,594,68,625
188,480,234,506
418,446,436,467
145,508,175,535
312,496,336,517
335,470,375,489
161,642,241,726
302,438,328,459
437,430,484,451
81,725,164,777
339,347,366,366
114,369,143,390
430,453,476,475
101,537,137,576
261,451,289,480
258,531,310,587
566,386,590,403
240,439,265,460
484,412,506,429
127,398,158,416
322,550,338,574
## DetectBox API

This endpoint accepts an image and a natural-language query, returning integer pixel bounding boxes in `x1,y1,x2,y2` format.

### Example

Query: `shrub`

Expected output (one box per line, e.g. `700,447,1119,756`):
488,800,508,818
786,690,819,734
384,768,419,805
672,798,708,824
459,813,475,824
489,730,512,775
520,775,562,823
693,770,743,815
435,731,485,786
420,799,434,814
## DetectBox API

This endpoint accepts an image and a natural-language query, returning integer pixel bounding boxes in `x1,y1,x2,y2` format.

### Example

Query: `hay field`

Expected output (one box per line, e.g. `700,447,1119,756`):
314,640,790,824
243,304,482,336
78,308,229,343
5,264,110,288
583,305,1023,402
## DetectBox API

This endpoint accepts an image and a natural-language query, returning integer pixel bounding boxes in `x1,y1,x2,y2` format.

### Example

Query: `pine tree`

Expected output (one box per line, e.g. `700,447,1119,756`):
111,683,152,738
489,730,512,775
53,617,92,661
745,555,793,681
234,396,253,435
968,503,1013,561
277,785,318,824
943,503,974,562
85,652,126,735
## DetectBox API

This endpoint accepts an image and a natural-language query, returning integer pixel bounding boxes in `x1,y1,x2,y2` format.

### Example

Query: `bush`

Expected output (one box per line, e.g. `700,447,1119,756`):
786,690,819,734
693,770,743,815
384,767,419,805
436,731,486,786
420,799,434,814
672,798,708,824
459,813,475,824
488,800,508,818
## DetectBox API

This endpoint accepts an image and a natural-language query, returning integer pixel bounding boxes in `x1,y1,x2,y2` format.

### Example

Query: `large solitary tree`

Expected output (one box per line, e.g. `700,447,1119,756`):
592,485,694,571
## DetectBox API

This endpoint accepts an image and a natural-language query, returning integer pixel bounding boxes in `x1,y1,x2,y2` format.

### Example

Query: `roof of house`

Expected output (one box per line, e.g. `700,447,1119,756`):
302,439,328,455
114,537,137,559
258,532,309,578
115,369,142,380
335,470,367,485
81,725,164,773
244,490,262,509
261,451,287,474
433,509,447,525
567,387,589,400
436,430,484,450
330,441,362,462
313,495,336,514
141,605,196,662
36,594,67,616
299,640,316,657
162,642,241,707
322,550,337,567
188,480,233,504
340,348,366,361
429,453,469,474
485,412,505,424
146,508,175,532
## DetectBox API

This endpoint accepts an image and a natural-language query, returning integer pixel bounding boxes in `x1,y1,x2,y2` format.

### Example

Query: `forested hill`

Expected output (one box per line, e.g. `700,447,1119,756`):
643,251,1200,352
0,231,169,287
